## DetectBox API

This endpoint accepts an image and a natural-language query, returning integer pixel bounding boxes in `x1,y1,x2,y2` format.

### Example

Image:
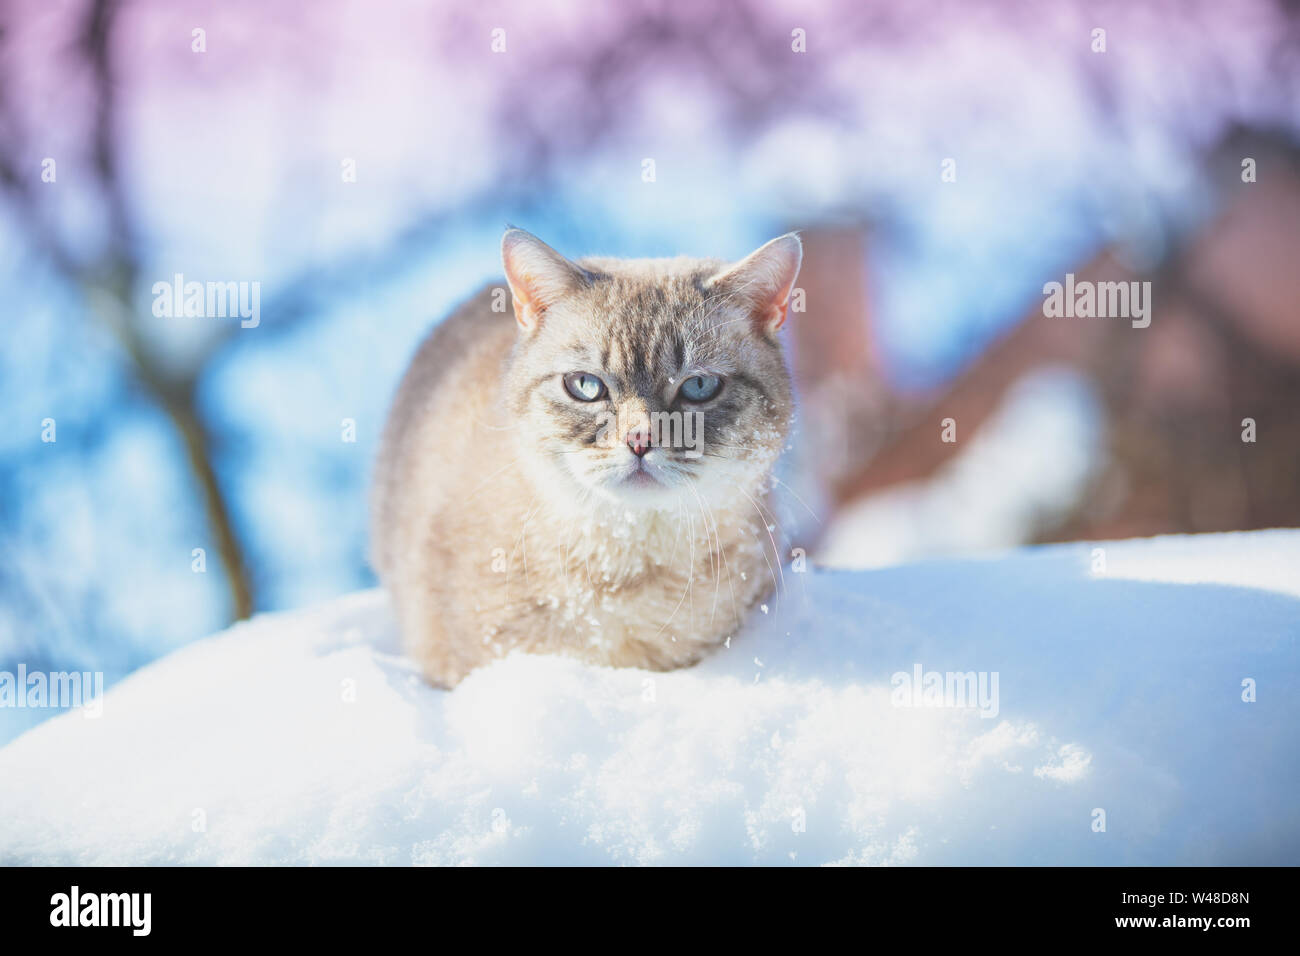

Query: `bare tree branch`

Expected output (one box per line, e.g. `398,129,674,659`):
0,0,255,620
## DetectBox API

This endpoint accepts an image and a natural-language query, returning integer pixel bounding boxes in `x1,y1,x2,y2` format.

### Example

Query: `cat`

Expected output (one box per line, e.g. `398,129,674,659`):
371,228,802,687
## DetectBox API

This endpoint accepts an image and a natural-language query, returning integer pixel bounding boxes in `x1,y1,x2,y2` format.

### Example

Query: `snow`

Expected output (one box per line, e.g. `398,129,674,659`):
1,529,1297,865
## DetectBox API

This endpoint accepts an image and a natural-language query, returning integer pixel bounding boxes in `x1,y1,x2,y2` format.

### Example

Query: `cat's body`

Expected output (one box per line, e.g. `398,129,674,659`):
372,231,802,687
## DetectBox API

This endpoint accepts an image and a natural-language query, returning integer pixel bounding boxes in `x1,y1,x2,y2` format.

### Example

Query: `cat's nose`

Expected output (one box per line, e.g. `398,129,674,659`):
626,427,651,457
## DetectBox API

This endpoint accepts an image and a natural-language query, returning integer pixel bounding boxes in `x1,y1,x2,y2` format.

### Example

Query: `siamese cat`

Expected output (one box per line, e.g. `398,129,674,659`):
372,229,802,687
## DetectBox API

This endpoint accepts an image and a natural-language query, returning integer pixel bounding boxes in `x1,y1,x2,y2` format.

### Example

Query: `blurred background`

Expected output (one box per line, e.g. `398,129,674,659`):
2,0,1298,740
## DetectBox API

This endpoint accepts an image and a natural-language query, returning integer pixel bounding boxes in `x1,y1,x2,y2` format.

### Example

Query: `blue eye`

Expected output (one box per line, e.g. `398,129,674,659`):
679,374,722,402
563,372,607,402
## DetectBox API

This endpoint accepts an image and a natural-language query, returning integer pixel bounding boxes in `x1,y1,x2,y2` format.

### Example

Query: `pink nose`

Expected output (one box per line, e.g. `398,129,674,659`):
626,428,650,457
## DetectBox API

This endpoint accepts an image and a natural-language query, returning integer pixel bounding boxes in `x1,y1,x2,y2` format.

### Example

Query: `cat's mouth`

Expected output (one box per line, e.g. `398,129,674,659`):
620,468,661,489
591,454,683,503
571,449,705,508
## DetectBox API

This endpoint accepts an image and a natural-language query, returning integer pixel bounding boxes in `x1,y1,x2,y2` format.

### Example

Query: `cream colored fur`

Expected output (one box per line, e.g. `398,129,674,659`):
371,231,801,687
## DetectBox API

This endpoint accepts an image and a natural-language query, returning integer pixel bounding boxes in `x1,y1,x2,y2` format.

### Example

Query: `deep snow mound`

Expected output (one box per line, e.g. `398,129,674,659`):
1,530,1297,865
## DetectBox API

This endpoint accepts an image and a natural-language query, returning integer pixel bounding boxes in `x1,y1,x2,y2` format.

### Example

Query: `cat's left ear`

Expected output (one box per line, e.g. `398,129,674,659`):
501,228,591,333
704,233,803,335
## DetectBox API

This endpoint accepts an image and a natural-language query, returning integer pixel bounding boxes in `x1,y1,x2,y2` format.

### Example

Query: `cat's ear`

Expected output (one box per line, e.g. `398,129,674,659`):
704,233,803,335
501,228,589,333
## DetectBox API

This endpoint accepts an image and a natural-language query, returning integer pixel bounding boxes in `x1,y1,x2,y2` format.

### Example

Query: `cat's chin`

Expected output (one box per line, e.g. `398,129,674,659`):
589,473,686,511
581,457,764,513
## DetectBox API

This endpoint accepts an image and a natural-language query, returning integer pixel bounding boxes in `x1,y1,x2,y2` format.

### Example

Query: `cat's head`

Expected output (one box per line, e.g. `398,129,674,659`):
501,228,801,512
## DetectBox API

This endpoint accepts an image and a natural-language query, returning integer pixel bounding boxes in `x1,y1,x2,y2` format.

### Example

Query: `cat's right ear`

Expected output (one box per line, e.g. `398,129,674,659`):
501,229,589,333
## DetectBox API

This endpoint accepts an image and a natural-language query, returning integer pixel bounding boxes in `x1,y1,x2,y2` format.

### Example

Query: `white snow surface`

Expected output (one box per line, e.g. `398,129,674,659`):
1,530,1297,865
